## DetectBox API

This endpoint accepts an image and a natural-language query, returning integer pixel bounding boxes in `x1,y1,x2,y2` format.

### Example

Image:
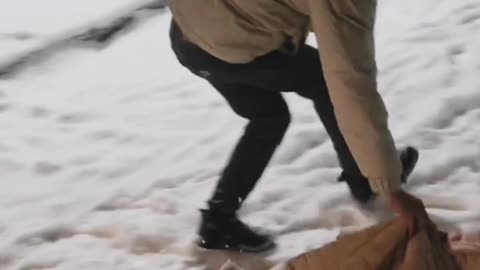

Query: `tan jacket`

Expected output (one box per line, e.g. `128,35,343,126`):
167,0,402,193
285,220,461,270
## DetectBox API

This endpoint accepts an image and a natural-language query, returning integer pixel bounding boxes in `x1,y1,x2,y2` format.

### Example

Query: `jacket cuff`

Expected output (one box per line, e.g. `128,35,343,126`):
368,176,401,194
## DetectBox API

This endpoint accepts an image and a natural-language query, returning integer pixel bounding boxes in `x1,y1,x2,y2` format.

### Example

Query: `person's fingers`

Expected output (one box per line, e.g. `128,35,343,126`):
408,218,417,237
401,213,417,238
407,221,414,237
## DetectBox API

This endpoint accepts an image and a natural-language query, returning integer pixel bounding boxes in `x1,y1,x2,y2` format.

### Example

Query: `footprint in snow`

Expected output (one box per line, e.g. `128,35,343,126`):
0,102,12,113
88,130,117,141
28,106,52,118
57,112,92,124
34,161,62,176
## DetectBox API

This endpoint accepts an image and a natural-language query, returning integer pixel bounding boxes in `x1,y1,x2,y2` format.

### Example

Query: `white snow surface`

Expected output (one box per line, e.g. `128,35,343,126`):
0,0,156,64
0,0,479,269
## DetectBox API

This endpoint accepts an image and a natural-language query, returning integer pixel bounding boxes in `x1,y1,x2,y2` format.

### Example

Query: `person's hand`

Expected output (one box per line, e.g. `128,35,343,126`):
387,189,432,237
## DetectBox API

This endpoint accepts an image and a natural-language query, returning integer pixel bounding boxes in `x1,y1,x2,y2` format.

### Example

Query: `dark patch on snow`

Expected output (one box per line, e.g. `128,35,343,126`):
73,16,136,43
28,106,52,118
34,161,63,176
17,224,76,245
0,102,12,113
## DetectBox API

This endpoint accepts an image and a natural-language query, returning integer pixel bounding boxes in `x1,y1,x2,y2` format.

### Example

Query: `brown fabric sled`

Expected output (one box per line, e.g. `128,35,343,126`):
217,220,480,270
285,220,462,270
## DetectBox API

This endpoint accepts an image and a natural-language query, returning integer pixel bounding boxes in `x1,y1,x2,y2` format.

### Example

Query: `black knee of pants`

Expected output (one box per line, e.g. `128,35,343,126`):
208,114,290,214
243,113,290,143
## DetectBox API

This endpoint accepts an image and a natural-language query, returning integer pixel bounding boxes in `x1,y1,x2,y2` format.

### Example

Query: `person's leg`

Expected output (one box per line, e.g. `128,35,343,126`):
295,76,374,202
279,46,373,202
170,22,287,251
170,19,292,215
196,81,289,252
206,80,290,215
287,45,418,202
287,45,422,202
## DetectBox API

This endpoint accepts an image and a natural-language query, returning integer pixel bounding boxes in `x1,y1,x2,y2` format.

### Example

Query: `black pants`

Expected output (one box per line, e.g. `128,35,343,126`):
170,22,371,214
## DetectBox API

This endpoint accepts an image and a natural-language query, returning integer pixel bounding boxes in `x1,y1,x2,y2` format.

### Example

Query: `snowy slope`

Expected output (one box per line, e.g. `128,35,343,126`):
0,0,479,269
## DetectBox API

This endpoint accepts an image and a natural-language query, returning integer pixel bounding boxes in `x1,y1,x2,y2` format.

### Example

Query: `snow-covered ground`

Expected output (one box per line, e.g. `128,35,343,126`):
0,0,479,269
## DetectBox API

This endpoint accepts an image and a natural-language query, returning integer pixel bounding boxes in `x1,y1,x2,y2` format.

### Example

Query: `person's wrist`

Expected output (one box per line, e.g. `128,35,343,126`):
386,191,396,205
385,188,402,200
386,189,404,209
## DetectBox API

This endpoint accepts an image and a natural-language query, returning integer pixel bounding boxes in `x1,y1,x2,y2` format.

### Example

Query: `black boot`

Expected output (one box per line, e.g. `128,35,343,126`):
339,146,419,203
196,209,275,253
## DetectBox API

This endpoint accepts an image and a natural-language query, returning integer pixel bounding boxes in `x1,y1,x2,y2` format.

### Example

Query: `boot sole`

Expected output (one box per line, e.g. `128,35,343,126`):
196,239,276,253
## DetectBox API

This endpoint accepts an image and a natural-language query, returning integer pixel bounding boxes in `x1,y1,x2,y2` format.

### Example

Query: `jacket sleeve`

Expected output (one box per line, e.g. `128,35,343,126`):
307,0,402,193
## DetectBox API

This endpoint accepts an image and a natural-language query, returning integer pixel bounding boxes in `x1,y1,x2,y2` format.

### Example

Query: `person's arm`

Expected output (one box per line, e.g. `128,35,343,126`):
307,0,433,234
307,0,402,193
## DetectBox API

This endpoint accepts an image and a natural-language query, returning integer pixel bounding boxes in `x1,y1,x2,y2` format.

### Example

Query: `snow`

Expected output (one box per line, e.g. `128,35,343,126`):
0,0,479,269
